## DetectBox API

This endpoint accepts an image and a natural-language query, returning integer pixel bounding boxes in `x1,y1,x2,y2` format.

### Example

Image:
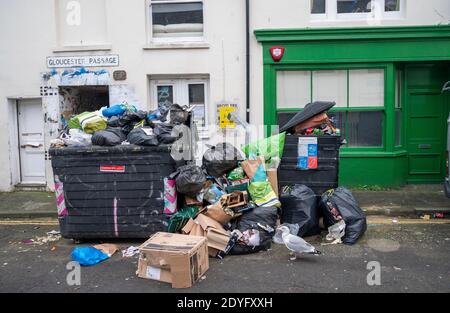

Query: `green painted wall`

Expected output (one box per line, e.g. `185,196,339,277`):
255,26,450,187
339,154,408,187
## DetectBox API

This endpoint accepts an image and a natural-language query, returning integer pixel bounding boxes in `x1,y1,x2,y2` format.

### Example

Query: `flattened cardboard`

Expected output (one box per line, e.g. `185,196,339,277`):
267,169,279,196
204,201,233,225
93,243,118,257
183,214,231,257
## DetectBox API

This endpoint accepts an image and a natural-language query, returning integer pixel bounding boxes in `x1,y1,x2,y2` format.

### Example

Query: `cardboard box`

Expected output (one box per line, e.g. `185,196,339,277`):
182,214,230,257
137,232,209,289
267,169,279,196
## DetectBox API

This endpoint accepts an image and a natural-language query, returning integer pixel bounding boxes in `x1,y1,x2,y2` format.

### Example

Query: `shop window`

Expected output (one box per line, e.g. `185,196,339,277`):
149,0,204,41
277,71,311,109
56,0,108,47
347,111,383,147
276,68,385,148
151,78,208,129
349,69,384,107
312,70,347,108
311,0,404,20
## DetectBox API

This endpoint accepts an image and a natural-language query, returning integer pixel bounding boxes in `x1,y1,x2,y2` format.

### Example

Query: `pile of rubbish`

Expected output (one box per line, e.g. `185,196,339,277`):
280,101,340,136
63,100,366,289
51,103,190,148
160,133,366,266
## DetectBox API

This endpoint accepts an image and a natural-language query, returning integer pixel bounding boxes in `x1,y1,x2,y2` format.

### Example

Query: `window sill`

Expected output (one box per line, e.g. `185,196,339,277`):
143,42,210,50
309,16,405,23
340,150,407,158
53,44,112,53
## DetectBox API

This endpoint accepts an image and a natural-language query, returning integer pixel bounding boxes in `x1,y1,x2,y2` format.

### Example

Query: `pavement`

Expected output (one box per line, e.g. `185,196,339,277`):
0,184,448,219
0,217,449,293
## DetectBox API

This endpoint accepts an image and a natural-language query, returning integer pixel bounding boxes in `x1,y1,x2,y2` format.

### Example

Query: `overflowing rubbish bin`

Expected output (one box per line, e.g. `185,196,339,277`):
50,145,176,239
278,101,343,195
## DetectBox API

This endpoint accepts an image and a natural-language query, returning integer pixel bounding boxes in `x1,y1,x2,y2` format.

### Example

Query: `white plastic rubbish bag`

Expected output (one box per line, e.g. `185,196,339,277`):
61,129,92,147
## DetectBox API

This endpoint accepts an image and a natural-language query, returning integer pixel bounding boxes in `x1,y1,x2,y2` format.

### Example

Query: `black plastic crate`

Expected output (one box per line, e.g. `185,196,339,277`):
49,145,176,239
278,135,342,196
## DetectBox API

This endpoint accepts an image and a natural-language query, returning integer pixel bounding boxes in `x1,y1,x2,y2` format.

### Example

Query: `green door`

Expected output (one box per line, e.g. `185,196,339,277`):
405,64,450,183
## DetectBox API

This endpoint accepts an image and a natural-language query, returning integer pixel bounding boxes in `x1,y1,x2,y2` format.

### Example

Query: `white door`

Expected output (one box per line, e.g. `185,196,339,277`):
18,99,46,184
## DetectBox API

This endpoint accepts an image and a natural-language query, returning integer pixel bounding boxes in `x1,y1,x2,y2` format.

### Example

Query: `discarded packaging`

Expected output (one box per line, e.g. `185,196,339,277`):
182,214,231,257
137,232,209,289
71,246,110,266
93,244,119,257
122,246,140,258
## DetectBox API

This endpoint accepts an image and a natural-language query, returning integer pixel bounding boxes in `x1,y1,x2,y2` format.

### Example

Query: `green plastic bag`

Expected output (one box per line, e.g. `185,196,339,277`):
167,206,199,233
248,181,281,207
69,112,107,134
227,166,245,180
242,132,286,162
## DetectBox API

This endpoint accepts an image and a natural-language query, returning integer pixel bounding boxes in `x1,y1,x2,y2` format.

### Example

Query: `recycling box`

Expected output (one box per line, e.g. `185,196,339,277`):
49,145,177,239
278,135,342,196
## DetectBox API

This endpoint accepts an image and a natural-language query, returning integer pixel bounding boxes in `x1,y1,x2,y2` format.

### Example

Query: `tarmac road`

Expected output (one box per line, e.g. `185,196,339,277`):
0,217,449,293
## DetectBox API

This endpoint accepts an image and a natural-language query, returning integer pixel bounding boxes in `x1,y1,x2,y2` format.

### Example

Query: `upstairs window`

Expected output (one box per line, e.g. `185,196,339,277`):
311,0,404,21
149,0,204,41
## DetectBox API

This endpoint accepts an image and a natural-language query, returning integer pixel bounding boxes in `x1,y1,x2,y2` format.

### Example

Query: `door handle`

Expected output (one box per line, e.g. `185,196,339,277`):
21,144,43,149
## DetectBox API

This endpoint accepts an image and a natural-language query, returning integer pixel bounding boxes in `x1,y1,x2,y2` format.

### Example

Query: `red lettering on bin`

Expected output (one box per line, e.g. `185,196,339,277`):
100,165,125,173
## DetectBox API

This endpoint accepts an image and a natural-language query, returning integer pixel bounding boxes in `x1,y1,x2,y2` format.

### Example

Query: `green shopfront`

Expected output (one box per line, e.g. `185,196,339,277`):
255,26,450,188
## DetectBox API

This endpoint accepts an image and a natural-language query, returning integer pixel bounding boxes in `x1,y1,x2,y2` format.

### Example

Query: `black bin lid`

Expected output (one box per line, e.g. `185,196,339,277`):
279,101,336,134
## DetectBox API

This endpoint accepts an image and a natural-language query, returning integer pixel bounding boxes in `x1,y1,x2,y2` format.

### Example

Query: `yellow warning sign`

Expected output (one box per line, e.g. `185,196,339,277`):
218,104,237,129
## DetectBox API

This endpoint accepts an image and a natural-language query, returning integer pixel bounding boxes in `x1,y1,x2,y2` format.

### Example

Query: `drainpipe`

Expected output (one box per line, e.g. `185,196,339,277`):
245,0,250,123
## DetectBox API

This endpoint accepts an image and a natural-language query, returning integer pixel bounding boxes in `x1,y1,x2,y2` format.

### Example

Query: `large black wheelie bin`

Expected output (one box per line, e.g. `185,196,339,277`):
49,145,177,239
278,134,342,196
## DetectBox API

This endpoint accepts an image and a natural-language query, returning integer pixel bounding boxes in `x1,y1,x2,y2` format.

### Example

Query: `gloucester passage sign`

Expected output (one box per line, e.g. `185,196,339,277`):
47,55,119,68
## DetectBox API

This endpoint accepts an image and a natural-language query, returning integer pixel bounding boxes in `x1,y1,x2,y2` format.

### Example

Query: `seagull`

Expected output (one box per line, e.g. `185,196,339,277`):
279,226,321,260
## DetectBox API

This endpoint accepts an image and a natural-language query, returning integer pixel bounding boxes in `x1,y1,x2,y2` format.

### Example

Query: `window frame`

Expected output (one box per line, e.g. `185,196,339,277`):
146,0,206,44
275,64,388,151
394,68,404,148
150,77,210,134
311,0,405,22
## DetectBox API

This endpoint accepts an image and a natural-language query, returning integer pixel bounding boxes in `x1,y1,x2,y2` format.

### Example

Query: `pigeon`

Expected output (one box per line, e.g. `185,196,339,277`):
279,226,321,260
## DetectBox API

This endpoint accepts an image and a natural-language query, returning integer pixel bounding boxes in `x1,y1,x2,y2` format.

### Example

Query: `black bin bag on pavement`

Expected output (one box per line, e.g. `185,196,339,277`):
280,185,320,237
127,127,159,146
92,127,127,146
319,187,367,245
203,143,242,177
229,206,278,255
175,165,206,197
